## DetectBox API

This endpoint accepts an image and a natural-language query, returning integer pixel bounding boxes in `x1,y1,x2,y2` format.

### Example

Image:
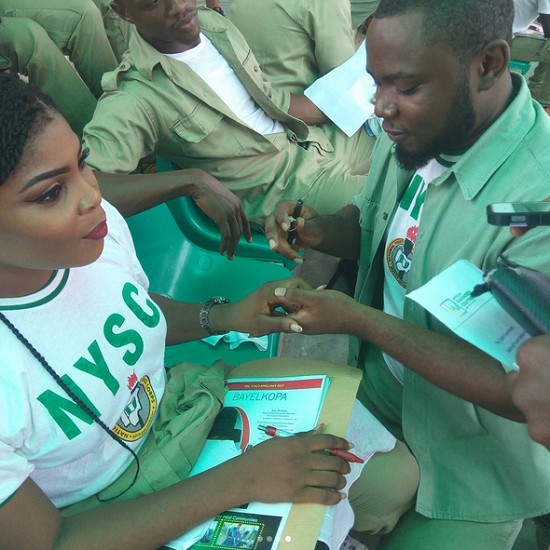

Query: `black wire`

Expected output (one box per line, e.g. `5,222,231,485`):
0,310,140,501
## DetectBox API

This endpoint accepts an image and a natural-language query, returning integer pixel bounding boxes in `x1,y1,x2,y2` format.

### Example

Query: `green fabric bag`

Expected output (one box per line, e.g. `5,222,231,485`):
62,361,226,515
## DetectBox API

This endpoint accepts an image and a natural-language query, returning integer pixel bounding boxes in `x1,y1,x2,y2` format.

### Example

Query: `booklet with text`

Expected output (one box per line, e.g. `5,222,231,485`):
166,375,330,550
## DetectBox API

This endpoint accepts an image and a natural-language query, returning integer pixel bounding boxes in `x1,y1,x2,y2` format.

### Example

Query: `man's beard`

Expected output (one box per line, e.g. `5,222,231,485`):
394,76,476,171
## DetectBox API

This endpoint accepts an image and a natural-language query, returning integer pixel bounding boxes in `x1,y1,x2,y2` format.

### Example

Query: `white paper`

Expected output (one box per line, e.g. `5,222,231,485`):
407,260,530,369
317,400,396,549
304,44,376,137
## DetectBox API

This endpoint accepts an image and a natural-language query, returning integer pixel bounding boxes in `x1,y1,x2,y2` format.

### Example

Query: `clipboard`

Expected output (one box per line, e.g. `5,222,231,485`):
228,357,363,550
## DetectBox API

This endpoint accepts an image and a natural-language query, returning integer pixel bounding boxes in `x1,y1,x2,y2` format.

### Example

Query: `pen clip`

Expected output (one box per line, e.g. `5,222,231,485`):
287,199,304,245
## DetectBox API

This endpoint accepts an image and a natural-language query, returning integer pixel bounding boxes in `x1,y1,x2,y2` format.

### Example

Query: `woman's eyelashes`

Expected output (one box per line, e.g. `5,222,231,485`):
79,148,90,169
35,183,64,204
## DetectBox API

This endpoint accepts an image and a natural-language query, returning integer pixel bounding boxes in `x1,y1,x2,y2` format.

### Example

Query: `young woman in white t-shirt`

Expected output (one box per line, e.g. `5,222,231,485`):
0,73,356,550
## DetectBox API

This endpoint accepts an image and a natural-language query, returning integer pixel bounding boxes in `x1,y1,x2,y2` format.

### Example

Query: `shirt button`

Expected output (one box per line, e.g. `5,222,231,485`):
254,65,260,72
382,212,388,220
290,134,298,142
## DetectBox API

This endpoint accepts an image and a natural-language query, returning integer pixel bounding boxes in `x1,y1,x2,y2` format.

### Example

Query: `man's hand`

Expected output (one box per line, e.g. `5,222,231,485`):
209,278,314,336
506,335,550,450
509,197,550,237
191,172,252,259
271,285,361,335
264,200,322,262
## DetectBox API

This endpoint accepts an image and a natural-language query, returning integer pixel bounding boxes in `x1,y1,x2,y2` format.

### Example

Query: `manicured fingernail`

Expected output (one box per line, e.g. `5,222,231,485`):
269,239,277,249
281,222,290,231
340,492,348,501
347,442,355,450
293,257,304,265
274,287,286,297
290,323,303,333
315,284,327,290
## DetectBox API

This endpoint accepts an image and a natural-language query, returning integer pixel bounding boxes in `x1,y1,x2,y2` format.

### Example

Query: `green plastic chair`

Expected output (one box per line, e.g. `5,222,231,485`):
126,202,294,367
156,156,296,269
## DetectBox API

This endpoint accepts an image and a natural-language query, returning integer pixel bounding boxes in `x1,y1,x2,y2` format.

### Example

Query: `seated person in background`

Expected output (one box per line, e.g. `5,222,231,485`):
349,0,380,40
265,0,550,548
0,0,119,136
0,0,118,99
0,73,418,550
92,0,134,61
229,0,368,171
511,0,550,113
0,16,96,136
204,0,226,16
82,0,376,227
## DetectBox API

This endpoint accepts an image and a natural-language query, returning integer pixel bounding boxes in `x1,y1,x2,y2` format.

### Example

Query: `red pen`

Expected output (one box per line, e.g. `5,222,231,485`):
258,424,293,437
328,448,365,464
258,424,364,463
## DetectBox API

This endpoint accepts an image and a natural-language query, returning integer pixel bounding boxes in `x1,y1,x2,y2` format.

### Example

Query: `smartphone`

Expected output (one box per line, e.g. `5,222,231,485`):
487,202,550,227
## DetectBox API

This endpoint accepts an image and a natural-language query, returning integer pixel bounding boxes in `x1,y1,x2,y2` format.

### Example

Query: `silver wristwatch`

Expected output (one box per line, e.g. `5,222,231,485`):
199,297,231,335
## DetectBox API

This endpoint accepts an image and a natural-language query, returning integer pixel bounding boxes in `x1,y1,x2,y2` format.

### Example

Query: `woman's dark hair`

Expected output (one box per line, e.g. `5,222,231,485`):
0,73,57,184
374,0,514,59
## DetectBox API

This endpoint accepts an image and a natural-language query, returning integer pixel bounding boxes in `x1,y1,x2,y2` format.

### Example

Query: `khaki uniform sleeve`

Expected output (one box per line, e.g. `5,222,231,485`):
83,91,158,173
304,0,355,75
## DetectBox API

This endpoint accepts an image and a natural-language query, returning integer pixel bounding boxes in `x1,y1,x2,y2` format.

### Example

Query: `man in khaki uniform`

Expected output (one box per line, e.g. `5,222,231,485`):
229,0,370,173
83,1,375,224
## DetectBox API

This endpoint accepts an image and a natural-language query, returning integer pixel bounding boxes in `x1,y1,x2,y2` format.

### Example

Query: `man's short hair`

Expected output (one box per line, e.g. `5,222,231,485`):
374,0,514,58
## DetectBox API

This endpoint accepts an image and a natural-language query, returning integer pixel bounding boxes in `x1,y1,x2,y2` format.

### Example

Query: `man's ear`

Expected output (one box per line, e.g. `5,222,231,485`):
476,39,510,91
111,1,133,23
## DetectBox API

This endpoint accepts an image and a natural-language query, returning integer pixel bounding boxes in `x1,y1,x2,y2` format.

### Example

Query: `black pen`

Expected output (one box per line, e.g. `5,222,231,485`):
286,199,304,245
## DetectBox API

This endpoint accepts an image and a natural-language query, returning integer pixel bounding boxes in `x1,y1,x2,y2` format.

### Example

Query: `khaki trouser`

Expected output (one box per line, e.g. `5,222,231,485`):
0,16,96,136
0,0,117,98
511,35,550,106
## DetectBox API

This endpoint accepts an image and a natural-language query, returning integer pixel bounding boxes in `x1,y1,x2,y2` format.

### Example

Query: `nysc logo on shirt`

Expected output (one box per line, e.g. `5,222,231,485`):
37,282,161,441
113,373,157,442
386,225,418,288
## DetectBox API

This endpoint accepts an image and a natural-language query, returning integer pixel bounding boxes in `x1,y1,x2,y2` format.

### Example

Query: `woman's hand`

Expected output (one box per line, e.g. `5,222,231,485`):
209,278,314,336
233,432,352,505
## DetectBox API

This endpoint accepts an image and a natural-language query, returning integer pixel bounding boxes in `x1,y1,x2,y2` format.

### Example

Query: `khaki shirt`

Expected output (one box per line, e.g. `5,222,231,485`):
230,0,355,94
349,0,380,28
228,0,373,176
84,8,369,221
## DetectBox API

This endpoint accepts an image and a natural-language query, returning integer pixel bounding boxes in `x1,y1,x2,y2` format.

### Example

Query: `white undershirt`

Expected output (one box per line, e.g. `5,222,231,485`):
165,34,284,135
382,157,452,383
